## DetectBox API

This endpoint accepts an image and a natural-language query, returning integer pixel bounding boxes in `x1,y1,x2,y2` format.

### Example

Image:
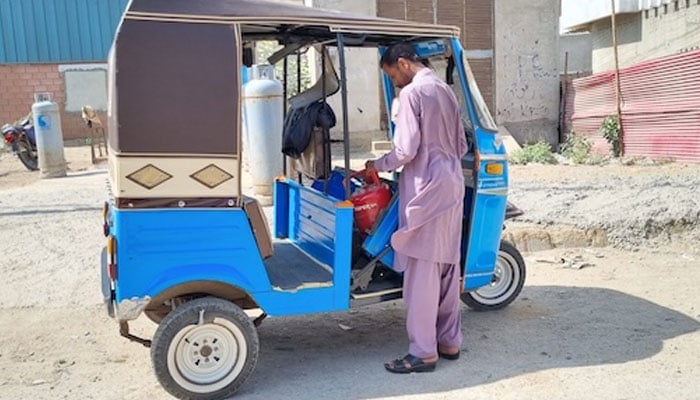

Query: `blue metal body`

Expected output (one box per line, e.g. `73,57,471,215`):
0,0,129,63
109,186,353,317
104,37,508,322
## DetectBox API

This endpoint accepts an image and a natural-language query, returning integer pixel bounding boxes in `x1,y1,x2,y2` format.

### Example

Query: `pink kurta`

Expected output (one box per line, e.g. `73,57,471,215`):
375,68,468,272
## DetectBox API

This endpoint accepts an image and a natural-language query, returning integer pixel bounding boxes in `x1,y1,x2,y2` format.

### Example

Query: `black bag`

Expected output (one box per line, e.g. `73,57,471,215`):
282,101,336,159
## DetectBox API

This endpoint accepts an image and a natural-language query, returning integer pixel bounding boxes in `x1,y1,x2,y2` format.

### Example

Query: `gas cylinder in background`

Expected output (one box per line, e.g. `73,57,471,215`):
350,170,392,233
32,94,67,178
242,64,284,205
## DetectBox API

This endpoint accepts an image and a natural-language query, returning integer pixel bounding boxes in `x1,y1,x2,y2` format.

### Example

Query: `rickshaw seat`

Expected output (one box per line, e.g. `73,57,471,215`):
242,196,274,259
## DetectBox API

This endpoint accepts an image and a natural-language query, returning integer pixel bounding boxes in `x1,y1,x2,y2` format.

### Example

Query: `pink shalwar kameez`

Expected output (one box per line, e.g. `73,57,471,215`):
374,68,468,359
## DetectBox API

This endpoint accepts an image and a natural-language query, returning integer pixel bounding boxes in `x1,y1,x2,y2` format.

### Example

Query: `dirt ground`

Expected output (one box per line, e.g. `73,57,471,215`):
0,146,698,400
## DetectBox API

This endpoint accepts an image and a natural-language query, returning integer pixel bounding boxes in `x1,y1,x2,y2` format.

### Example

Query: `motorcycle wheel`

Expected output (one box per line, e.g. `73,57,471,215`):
16,138,38,171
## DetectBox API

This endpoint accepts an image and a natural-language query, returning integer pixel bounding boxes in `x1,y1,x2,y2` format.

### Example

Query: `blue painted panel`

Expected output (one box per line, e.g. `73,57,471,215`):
254,287,341,316
43,1,60,60
362,194,399,268
111,206,354,317
463,194,506,290
76,0,93,59
332,204,353,308
0,1,17,62
10,1,27,62
450,38,510,291
0,0,129,63
274,180,290,238
287,180,338,267
32,0,49,61
113,209,272,303
53,0,72,59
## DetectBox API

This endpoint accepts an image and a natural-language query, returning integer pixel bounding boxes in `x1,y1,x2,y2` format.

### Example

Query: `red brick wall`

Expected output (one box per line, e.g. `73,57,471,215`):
0,64,94,141
376,0,494,110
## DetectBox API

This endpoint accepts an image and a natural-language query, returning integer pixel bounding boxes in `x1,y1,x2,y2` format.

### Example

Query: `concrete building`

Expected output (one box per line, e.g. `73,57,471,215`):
377,0,562,146
494,0,561,146
560,32,593,76
562,0,700,72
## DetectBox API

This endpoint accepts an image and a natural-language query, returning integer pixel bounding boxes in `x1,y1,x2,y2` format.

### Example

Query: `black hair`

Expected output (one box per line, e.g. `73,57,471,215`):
380,42,422,67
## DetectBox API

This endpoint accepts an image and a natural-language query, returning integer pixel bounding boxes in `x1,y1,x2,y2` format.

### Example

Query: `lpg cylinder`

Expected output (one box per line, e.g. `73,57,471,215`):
32,97,67,178
242,64,284,205
350,170,392,233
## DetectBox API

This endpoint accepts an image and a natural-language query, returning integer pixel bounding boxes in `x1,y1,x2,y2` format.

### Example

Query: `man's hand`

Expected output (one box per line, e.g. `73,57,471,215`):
365,159,376,172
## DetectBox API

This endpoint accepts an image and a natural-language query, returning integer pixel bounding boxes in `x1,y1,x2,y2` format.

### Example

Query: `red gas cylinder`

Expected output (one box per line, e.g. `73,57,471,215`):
350,169,392,233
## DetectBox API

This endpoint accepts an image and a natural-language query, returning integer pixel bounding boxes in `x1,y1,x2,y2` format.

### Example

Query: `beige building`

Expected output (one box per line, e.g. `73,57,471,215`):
268,0,562,146
562,0,700,73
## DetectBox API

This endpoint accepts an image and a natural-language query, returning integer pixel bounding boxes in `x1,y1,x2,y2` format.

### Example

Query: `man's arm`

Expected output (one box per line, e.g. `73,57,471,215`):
372,90,421,172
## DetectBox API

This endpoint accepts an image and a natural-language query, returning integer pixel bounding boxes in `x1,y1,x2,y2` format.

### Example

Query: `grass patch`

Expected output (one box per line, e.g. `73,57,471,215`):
510,141,557,165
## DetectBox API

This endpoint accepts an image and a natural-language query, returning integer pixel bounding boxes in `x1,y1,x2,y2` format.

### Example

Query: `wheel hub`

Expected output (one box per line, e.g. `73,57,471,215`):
169,320,246,391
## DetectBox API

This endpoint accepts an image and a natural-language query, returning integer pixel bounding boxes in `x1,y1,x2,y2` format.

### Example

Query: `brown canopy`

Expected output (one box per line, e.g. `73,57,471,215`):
126,0,459,40
109,0,459,155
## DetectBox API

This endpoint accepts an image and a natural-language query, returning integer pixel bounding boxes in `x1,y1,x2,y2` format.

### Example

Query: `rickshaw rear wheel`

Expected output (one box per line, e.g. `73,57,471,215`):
461,241,526,311
151,297,259,400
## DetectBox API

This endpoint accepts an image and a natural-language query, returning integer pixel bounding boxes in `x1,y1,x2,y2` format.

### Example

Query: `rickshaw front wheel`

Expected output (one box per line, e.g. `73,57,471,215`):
151,297,259,400
461,241,526,311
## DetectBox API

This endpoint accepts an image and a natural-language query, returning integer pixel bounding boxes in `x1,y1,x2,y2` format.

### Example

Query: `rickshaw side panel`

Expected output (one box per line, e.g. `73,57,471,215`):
111,207,353,318
451,38,509,290
273,178,353,310
112,209,269,313
462,193,508,289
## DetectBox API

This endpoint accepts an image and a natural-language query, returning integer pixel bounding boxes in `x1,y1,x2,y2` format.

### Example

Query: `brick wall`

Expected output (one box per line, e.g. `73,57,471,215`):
0,63,97,141
376,0,494,110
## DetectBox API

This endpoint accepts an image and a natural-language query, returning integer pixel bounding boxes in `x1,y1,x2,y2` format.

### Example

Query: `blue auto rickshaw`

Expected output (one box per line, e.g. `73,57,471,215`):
101,1,525,398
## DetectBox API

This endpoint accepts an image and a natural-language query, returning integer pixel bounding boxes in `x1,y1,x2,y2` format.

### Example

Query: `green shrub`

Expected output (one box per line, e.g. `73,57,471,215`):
510,141,558,165
600,115,621,157
561,132,592,164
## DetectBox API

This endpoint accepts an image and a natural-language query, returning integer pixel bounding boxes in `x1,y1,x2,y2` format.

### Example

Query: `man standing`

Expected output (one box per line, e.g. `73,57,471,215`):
365,43,468,373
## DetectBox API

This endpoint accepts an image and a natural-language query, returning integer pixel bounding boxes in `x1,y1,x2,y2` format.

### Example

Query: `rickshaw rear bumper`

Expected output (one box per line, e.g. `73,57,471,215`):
100,247,115,318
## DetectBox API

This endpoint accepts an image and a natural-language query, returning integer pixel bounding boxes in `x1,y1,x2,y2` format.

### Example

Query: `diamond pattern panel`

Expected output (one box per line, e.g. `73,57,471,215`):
190,164,234,189
126,164,173,189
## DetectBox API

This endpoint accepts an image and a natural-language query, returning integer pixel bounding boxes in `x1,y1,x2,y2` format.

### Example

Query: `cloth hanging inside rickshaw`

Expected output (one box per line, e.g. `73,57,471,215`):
281,100,336,159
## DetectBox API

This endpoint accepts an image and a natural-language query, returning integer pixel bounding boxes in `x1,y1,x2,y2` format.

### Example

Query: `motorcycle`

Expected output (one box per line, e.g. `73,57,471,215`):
1,113,38,171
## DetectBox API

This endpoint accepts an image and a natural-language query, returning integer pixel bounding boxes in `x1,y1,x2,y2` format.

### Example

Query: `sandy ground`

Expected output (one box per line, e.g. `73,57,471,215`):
0,146,698,400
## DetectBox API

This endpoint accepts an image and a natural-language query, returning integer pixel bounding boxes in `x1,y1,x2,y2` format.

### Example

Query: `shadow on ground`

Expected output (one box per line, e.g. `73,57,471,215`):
239,285,699,399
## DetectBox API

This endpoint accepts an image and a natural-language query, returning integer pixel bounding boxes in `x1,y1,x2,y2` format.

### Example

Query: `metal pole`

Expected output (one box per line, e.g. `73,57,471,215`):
296,52,303,183
321,47,331,195
611,0,624,155
283,56,288,176
559,51,569,145
336,33,351,200
297,52,301,96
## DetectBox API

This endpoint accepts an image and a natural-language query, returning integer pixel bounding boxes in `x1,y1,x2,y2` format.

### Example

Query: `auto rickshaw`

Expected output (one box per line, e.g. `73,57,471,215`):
101,1,525,398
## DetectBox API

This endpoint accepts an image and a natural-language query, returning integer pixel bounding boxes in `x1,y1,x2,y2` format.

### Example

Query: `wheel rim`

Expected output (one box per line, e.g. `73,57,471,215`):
469,249,520,306
167,317,248,394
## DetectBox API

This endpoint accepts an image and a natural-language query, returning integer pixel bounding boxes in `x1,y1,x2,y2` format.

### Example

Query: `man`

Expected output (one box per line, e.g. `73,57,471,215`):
365,42,468,373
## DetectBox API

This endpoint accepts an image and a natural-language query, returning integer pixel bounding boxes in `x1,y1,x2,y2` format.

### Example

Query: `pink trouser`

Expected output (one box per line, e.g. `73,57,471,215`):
402,257,463,359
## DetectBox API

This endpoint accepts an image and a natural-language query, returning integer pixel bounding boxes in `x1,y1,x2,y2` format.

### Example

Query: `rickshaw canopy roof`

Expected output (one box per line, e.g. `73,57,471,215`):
125,0,460,42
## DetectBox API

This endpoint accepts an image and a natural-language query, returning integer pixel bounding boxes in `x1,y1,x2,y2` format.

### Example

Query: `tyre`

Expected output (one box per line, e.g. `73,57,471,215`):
461,241,526,311
16,138,38,171
151,297,259,400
